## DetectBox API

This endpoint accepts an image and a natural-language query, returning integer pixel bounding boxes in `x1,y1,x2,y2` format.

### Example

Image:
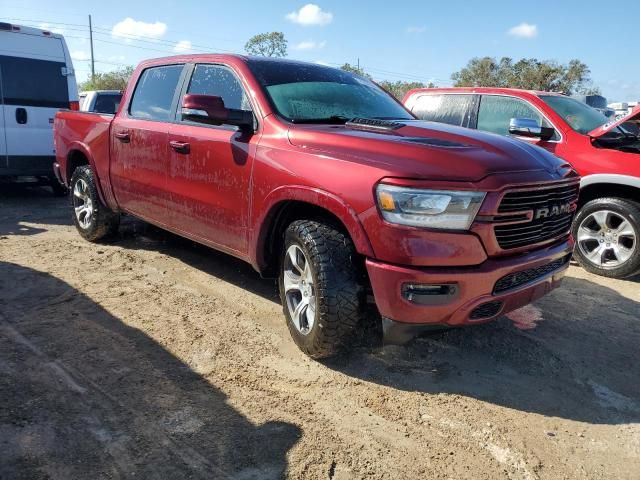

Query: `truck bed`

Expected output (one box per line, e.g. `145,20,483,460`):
54,110,113,188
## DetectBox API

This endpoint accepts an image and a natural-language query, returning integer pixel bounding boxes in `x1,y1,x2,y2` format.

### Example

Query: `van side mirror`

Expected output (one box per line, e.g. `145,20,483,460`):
509,118,555,141
181,94,254,131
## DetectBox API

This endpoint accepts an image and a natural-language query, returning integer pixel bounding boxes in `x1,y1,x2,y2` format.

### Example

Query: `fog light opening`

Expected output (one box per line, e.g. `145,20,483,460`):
402,283,458,305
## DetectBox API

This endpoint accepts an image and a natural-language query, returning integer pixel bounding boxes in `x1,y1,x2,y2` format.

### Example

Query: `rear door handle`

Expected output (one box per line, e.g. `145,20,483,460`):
114,131,130,143
169,140,190,154
15,108,27,124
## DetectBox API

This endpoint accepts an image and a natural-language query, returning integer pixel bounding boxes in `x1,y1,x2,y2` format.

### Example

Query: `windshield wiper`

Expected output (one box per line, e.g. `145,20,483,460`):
291,115,351,124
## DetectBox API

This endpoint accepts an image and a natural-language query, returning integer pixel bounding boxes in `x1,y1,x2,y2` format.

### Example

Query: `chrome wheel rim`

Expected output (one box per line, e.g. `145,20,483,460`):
577,210,637,268
73,178,94,229
283,245,316,335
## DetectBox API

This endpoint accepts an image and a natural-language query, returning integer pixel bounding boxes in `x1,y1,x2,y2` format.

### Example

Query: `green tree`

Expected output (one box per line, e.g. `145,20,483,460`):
79,66,134,91
378,80,436,100
339,62,371,78
451,57,599,95
339,64,436,100
245,32,287,57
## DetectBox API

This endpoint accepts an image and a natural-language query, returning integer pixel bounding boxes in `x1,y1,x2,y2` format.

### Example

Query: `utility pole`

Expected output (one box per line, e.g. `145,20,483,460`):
88,15,95,81
357,57,360,71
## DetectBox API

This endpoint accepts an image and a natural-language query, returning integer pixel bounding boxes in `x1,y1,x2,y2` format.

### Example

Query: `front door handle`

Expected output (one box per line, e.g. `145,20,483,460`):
169,140,190,154
114,131,130,143
16,108,27,124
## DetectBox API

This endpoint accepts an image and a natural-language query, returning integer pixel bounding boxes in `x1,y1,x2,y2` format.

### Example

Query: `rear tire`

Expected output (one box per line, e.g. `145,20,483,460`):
279,220,366,359
70,166,120,242
572,197,640,278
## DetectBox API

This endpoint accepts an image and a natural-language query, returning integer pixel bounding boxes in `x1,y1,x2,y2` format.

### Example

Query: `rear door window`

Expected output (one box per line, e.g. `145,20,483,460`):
0,55,68,107
411,94,474,127
186,64,251,111
478,95,558,140
129,65,183,121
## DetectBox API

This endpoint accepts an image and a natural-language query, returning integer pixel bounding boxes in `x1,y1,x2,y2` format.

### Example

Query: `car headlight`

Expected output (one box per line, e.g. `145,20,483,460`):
376,184,485,230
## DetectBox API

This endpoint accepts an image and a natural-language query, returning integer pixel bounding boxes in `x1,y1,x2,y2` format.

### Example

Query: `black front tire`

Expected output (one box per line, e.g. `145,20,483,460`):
278,220,366,359
572,197,640,279
69,166,120,242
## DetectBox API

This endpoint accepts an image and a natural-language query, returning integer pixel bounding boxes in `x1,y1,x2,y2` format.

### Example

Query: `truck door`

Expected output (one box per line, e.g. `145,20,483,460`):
476,95,560,154
0,63,7,169
110,64,185,222
166,63,258,255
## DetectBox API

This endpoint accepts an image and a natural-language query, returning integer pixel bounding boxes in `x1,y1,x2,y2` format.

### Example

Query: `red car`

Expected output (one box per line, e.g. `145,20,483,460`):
54,56,576,358
404,87,640,278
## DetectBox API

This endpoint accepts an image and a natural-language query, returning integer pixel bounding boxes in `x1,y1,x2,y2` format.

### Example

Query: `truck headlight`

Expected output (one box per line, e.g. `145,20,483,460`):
376,184,485,230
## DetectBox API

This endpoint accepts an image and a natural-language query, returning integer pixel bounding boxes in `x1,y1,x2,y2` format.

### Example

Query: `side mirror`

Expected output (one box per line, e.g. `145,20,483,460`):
181,94,254,131
509,117,555,141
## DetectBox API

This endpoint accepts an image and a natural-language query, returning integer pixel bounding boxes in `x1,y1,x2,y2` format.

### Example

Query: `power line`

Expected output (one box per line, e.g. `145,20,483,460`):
6,15,449,85
1,17,89,28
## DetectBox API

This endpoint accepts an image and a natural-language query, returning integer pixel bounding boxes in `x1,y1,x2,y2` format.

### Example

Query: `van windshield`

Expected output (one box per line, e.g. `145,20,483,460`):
246,59,414,123
540,95,608,135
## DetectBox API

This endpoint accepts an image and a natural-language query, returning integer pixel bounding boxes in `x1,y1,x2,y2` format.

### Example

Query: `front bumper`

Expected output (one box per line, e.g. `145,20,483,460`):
366,238,572,330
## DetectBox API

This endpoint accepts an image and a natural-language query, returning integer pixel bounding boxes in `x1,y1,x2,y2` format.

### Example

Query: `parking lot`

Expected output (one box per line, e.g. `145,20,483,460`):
1,185,639,480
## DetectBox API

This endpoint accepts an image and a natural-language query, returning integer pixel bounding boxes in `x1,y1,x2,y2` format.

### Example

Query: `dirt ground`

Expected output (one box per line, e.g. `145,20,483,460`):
1,184,639,480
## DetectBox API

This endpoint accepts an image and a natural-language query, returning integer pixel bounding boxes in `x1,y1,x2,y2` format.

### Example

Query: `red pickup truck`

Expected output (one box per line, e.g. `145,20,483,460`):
403,87,640,278
54,55,577,358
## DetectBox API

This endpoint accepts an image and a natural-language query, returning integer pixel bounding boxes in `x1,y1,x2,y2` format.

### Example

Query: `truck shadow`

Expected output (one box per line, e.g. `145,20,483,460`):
112,218,640,426
327,276,640,426
116,216,280,303
0,261,300,479
0,184,69,236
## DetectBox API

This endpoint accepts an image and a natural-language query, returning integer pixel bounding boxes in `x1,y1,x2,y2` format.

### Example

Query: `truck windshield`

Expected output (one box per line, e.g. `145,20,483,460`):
247,59,414,123
540,95,608,135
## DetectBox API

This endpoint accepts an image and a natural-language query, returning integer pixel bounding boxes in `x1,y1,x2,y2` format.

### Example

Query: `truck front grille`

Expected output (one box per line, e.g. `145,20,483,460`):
493,254,571,294
494,182,579,250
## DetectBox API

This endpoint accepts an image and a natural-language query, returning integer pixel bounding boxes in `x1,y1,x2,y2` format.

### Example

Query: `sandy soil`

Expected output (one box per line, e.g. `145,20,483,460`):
1,184,639,480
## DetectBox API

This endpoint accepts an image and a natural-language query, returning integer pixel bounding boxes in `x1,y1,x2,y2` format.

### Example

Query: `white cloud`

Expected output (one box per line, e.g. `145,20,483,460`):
508,22,538,39
108,55,126,62
293,40,326,50
38,23,64,35
314,60,330,66
71,51,90,61
111,17,167,40
286,4,333,26
406,26,426,34
173,40,192,53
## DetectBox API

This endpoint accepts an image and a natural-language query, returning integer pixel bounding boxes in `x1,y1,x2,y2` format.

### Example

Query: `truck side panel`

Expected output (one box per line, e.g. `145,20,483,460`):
54,111,117,209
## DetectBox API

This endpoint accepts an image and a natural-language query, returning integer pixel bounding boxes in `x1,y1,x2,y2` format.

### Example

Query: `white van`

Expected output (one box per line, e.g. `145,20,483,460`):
0,22,78,194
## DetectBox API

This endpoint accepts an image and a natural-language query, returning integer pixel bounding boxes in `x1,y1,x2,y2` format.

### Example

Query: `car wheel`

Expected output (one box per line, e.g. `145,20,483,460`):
572,197,640,278
279,220,366,359
49,176,69,196
70,165,120,242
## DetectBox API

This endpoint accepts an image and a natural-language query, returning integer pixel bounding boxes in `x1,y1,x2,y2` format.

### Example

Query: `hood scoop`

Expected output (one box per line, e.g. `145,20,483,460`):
345,117,406,133
402,137,475,149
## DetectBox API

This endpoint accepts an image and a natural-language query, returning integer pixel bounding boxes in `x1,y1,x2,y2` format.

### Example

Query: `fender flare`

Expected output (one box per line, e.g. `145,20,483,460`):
251,185,375,272
65,141,113,209
580,173,640,189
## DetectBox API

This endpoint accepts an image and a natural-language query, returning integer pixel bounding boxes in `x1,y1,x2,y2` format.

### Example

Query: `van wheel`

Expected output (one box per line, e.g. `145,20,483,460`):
70,166,120,242
49,176,68,196
279,220,365,359
572,197,640,278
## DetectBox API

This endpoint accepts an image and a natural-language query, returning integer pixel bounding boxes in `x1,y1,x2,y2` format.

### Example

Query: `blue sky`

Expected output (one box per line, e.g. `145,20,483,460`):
2,0,638,102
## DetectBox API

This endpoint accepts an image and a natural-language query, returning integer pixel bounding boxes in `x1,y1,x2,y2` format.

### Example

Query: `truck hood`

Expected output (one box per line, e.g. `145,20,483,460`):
589,104,640,138
287,119,570,182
